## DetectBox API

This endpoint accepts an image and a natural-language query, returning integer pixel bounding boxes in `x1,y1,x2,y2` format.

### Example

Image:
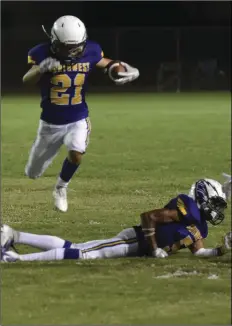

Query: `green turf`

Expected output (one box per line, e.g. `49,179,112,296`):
1,92,231,325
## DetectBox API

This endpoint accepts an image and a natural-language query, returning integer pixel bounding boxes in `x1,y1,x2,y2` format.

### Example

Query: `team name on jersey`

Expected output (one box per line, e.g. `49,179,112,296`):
54,63,90,73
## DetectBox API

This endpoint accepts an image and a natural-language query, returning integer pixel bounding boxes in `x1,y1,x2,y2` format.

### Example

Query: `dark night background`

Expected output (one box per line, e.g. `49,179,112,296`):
1,1,231,92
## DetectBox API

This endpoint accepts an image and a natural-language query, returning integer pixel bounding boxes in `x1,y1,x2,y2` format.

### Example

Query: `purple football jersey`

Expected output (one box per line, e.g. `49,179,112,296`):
134,194,208,255
28,41,104,125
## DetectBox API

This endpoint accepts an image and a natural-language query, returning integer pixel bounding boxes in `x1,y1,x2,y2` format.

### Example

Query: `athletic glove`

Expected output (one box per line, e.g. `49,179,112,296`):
115,62,140,85
39,57,61,74
152,248,169,258
107,61,139,85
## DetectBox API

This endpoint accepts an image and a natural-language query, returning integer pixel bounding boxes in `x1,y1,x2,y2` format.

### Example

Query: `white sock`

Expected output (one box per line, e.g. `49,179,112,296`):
19,248,65,261
16,232,65,250
56,177,69,189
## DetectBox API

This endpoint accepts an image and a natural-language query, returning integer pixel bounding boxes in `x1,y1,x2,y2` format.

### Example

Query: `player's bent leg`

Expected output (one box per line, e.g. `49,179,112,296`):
2,248,83,262
2,241,138,262
62,118,91,184
1,224,67,251
64,118,91,156
2,248,75,262
25,120,63,179
53,118,91,212
16,232,67,250
1,226,139,261
2,228,139,262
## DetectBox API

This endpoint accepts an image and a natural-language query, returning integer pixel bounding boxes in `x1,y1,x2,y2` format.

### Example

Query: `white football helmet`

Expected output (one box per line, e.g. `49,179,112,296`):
189,178,227,225
42,15,87,61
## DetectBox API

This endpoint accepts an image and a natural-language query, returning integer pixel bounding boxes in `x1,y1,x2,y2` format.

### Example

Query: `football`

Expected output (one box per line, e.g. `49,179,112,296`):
111,62,126,78
107,61,126,80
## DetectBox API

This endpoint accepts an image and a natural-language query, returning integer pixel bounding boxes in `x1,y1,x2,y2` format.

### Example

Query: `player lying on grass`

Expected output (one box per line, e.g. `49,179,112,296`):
1,176,231,262
23,15,139,213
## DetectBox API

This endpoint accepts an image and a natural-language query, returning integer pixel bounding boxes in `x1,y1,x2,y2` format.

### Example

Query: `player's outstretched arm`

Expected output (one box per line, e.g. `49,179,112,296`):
96,57,125,70
140,208,178,258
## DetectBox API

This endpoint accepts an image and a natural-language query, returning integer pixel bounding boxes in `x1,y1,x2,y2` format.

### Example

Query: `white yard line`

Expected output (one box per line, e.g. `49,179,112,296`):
154,269,219,279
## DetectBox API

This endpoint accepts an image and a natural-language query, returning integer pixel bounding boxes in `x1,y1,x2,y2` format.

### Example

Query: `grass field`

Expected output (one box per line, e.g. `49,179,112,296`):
1,92,231,325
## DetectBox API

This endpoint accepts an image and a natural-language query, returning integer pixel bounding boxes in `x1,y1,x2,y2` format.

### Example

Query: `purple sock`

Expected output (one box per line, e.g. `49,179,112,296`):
60,158,80,183
63,240,72,248
64,248,80,259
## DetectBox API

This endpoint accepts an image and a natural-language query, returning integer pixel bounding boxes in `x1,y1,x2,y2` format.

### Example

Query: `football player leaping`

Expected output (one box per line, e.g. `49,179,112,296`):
1,175,231,262
23,15,139,212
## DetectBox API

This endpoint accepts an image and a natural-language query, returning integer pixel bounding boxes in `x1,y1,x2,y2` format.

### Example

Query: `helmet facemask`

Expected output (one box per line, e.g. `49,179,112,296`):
200,196,227,225
194,179,227,225
51,39,87,61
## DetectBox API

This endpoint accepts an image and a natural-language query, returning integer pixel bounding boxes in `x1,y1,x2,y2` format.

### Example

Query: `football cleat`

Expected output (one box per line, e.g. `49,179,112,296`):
53,187,68,212
223,231,232,250
1,250,19,263
222,173,231,200
1,225,15,251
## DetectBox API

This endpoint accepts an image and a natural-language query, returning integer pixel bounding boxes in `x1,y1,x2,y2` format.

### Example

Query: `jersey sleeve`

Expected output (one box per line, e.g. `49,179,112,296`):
28,47,39,66
178,225,203,248
28,52,37,65
176,194,201,225
165,194,201,226
27,44,48,66
90,42,104,65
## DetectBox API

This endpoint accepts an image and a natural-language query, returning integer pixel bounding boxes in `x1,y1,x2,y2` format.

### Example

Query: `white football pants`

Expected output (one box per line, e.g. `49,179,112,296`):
25,118,91,179
71,227,139,259
14,228,139,261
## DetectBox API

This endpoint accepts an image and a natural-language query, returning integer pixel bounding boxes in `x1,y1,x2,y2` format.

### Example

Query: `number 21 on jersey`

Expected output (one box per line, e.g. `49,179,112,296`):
50,73,85,106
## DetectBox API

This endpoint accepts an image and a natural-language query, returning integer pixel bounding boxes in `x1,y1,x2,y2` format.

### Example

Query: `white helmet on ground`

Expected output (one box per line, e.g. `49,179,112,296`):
189,178,227,225
43,15,87,61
